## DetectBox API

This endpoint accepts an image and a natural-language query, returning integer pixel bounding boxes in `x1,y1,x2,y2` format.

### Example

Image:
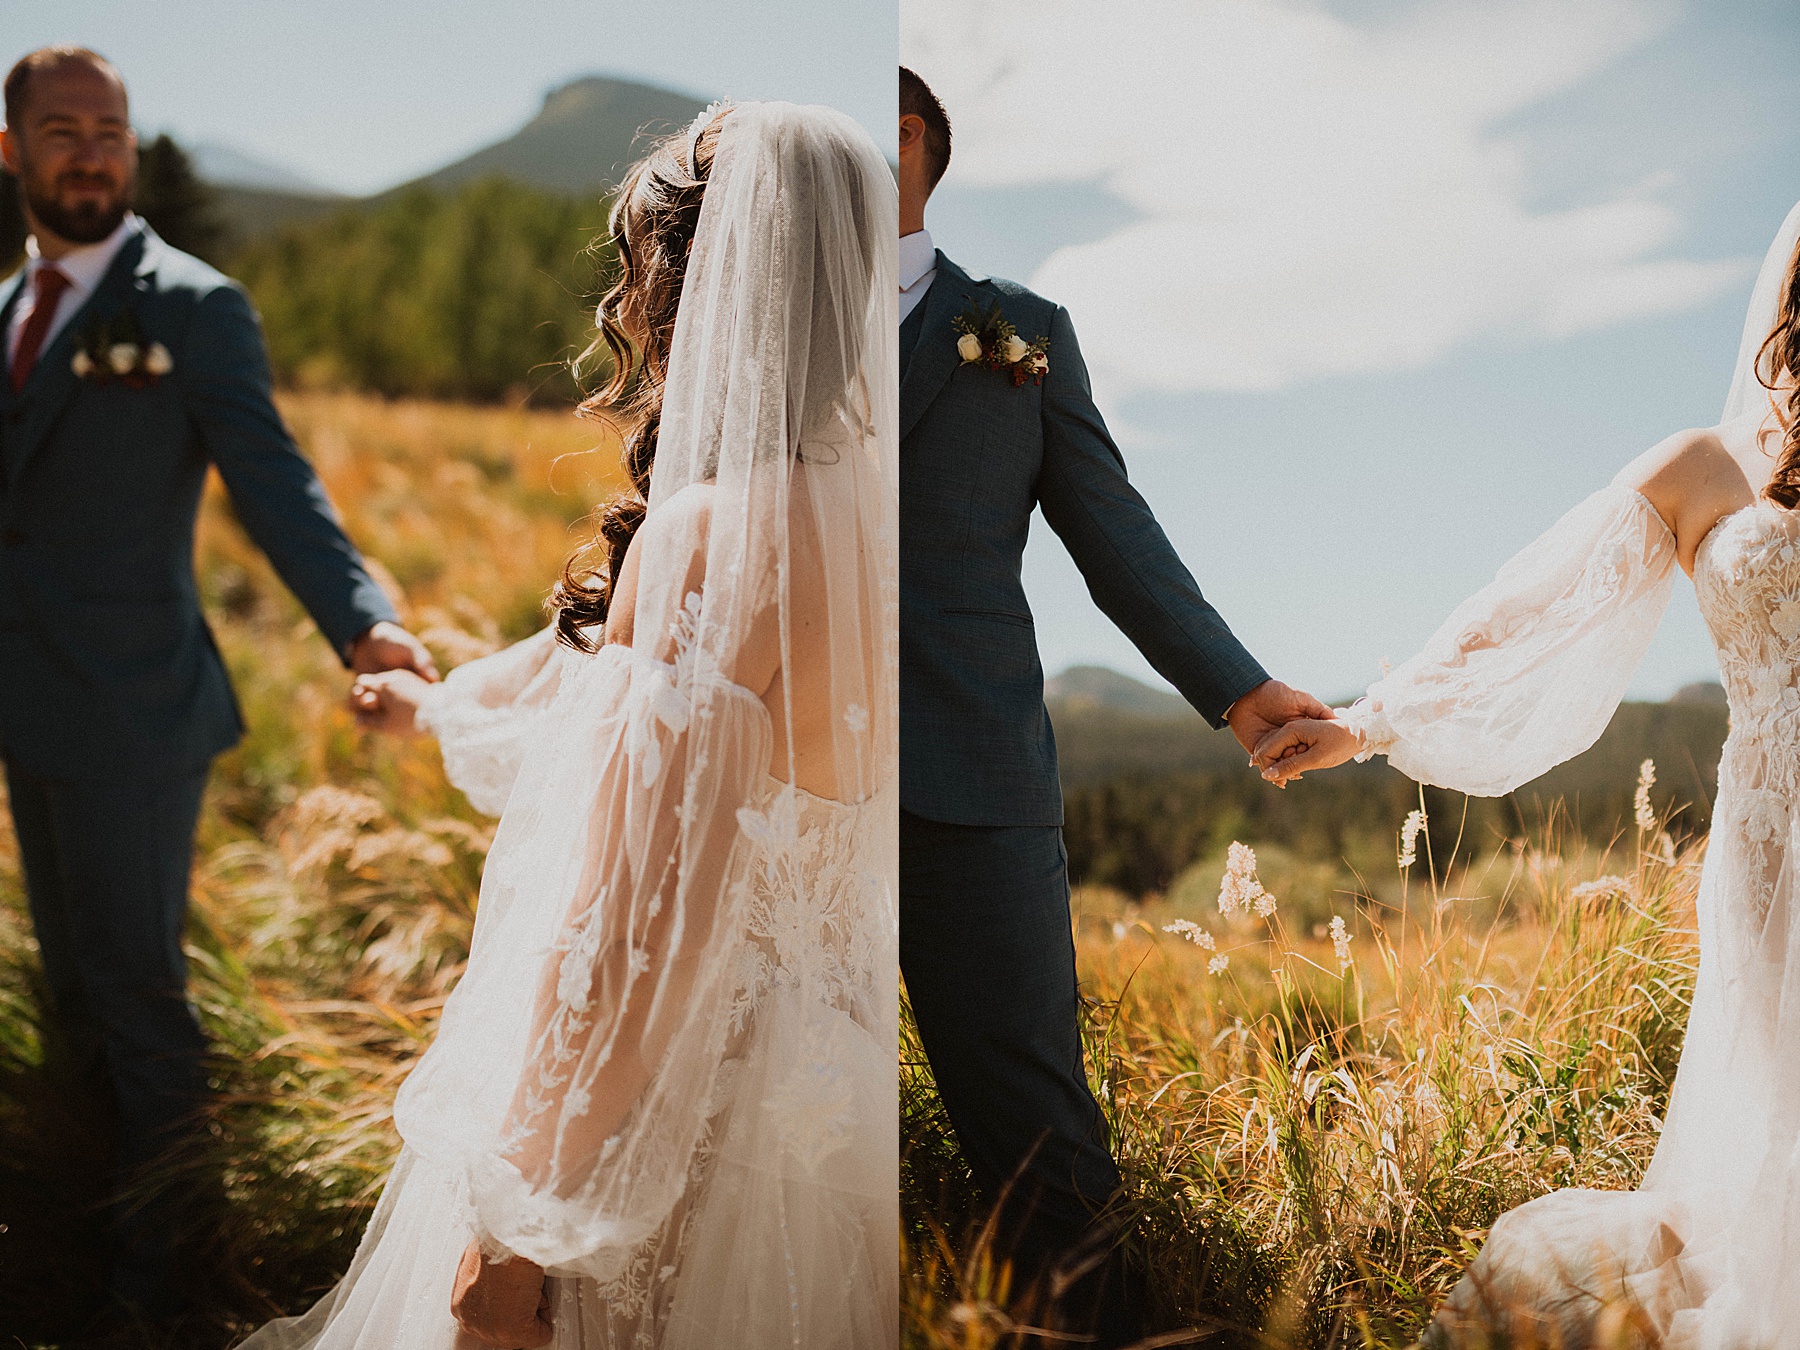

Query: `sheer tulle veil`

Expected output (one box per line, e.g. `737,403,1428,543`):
241,101,898,1348
1722,198,1800,426
391,99,899,1280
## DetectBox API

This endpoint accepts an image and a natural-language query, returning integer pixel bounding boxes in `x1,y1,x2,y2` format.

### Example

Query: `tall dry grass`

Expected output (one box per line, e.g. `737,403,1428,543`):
902,801,1702,1349
0,390,623,1345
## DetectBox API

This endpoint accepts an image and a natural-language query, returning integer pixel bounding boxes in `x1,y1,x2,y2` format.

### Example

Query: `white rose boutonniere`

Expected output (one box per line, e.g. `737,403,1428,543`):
951,298,1050,387
69,313,173,387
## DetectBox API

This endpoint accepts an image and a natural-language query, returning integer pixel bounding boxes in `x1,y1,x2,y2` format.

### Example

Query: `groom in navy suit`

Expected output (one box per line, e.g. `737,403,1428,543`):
0,48,435,1327
897,69,1327,1343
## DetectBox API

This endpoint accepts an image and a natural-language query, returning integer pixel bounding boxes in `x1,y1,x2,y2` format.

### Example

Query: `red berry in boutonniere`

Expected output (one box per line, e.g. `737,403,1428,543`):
952,298,1049,387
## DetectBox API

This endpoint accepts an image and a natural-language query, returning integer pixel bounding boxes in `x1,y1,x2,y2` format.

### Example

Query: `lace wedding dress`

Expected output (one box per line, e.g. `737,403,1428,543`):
1337,203,1800,1348
241,101,899,1349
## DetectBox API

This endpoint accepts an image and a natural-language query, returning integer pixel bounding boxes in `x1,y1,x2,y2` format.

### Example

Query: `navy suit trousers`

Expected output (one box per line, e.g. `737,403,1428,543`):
899,810,1122,1270
4,756,211,1311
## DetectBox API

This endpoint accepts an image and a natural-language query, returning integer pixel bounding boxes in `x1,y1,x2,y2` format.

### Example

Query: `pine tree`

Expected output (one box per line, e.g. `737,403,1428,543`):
0,171,24,276
134,134,225,264
0,134,225,272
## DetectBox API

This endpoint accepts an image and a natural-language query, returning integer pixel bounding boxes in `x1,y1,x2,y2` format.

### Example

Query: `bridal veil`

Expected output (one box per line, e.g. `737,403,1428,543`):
247,100,898,1349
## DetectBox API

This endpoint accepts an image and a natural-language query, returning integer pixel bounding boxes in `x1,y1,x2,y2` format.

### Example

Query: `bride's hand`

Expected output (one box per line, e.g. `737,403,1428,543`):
1252,718,1362,785
348,669,432,735
450,1241,552,1347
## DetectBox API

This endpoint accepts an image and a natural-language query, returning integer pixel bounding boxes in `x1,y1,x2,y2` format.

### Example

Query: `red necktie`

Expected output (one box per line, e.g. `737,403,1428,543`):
10,265,73,394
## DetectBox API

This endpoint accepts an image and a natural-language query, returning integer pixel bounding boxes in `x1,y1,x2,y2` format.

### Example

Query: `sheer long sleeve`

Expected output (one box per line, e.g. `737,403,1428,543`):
415,626,569,816
1340,484,1677,797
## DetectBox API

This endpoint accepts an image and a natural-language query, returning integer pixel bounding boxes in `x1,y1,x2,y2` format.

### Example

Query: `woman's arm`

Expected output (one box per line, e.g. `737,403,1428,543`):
1257,482,1679,795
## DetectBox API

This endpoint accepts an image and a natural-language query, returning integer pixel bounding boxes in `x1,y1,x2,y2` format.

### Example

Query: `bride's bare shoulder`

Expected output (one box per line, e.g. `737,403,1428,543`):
1614,428,1752,570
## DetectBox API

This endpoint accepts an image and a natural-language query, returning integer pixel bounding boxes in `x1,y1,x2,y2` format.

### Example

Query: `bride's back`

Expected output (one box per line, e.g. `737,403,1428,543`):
600,436,882,805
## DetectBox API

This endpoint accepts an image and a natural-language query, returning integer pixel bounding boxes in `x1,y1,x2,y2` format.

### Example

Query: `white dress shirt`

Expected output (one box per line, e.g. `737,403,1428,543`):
6,213,138,366
899,229,937,325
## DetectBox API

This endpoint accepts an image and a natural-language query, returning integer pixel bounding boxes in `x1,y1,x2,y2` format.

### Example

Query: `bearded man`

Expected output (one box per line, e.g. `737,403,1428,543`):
0,46,433,1334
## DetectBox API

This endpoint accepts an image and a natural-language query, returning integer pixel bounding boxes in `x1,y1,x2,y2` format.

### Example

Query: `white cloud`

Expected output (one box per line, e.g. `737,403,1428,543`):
902,0,1751,395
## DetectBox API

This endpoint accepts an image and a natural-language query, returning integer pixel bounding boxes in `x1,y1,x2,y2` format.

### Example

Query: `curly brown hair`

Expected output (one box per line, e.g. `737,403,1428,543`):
1758,232,1800,510
550,114,726,651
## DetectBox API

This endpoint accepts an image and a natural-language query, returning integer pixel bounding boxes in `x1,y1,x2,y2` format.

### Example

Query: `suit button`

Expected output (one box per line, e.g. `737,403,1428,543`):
0,529,22,547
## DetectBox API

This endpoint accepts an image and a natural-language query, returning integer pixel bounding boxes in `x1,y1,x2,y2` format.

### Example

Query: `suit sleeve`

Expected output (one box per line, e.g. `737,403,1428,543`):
180,283,397,662
1035,303,1268,727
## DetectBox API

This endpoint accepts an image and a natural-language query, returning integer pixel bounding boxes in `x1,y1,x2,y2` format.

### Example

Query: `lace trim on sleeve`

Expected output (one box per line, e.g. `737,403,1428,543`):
1337,697,1393,762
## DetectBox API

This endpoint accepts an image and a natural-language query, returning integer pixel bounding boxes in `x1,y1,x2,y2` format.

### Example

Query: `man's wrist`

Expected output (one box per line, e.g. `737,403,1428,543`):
1221,676,1272,727
343,622,377,664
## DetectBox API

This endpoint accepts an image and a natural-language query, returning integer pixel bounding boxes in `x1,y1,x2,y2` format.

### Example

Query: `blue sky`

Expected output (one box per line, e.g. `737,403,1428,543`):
5,1,894,194
906,0,1800,701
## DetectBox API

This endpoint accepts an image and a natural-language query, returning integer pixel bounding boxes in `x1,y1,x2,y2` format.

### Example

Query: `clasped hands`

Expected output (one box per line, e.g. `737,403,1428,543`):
345,619,439,734
1225,678,1365,787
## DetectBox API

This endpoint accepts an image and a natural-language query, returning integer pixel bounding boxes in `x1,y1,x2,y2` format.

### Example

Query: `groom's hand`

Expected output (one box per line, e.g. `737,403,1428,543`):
349,620,440,681
1223,679,1332,759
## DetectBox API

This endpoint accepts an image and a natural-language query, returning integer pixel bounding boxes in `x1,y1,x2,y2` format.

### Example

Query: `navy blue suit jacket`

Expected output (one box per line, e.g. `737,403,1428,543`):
900,252,1267,827
0,221,396,778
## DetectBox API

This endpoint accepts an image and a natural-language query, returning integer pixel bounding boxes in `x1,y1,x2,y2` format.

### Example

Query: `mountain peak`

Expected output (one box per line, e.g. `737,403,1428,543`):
1045,665,1195,719
403,74,709,199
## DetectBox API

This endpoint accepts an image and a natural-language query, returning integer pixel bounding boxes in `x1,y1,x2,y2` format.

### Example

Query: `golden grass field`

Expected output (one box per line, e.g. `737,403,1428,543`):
903,819,1700,1348
0,389,1702,1347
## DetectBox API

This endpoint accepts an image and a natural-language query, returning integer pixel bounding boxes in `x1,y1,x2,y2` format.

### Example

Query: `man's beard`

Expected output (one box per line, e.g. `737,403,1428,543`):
23,171,130,246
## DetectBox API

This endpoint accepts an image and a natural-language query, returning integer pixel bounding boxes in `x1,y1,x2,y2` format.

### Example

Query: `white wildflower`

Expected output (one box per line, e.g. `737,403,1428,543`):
956,333,982,362
1398,808,1426,870
1329,915,1352,970
1163,919,1215,951
1208,953,1229,975
1571,875,1631,901
1217,840,1274,917
1635,759,1657,832
1111,920,1128,942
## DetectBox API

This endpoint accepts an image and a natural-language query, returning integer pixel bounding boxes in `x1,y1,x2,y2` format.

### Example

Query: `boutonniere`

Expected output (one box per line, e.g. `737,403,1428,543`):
69,310,172,387
953,298,1049,387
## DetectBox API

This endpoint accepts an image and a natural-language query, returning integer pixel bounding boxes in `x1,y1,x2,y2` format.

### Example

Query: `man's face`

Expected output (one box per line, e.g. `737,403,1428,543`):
1,62,135,246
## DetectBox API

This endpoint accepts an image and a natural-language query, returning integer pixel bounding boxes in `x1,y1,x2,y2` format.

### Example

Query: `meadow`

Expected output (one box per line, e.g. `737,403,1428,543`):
901,801,1701,1348
0,390,624,1346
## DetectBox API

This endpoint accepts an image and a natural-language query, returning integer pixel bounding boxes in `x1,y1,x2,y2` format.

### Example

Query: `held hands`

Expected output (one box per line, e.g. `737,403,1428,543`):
349,620,440,681
1252,718,1364,786
346,621,438,735
451,1241,552,1348
1223,679,1332,758
348,668,432,735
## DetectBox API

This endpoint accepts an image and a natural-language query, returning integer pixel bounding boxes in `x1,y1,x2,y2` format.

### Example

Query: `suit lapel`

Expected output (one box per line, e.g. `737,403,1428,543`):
6,224,152,488
900,251,974,442
0,268,25,420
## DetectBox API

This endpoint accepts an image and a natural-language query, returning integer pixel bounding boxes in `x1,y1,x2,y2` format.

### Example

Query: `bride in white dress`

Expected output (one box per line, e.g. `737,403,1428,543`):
1257,200,1800,1349
241,100,898,1349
